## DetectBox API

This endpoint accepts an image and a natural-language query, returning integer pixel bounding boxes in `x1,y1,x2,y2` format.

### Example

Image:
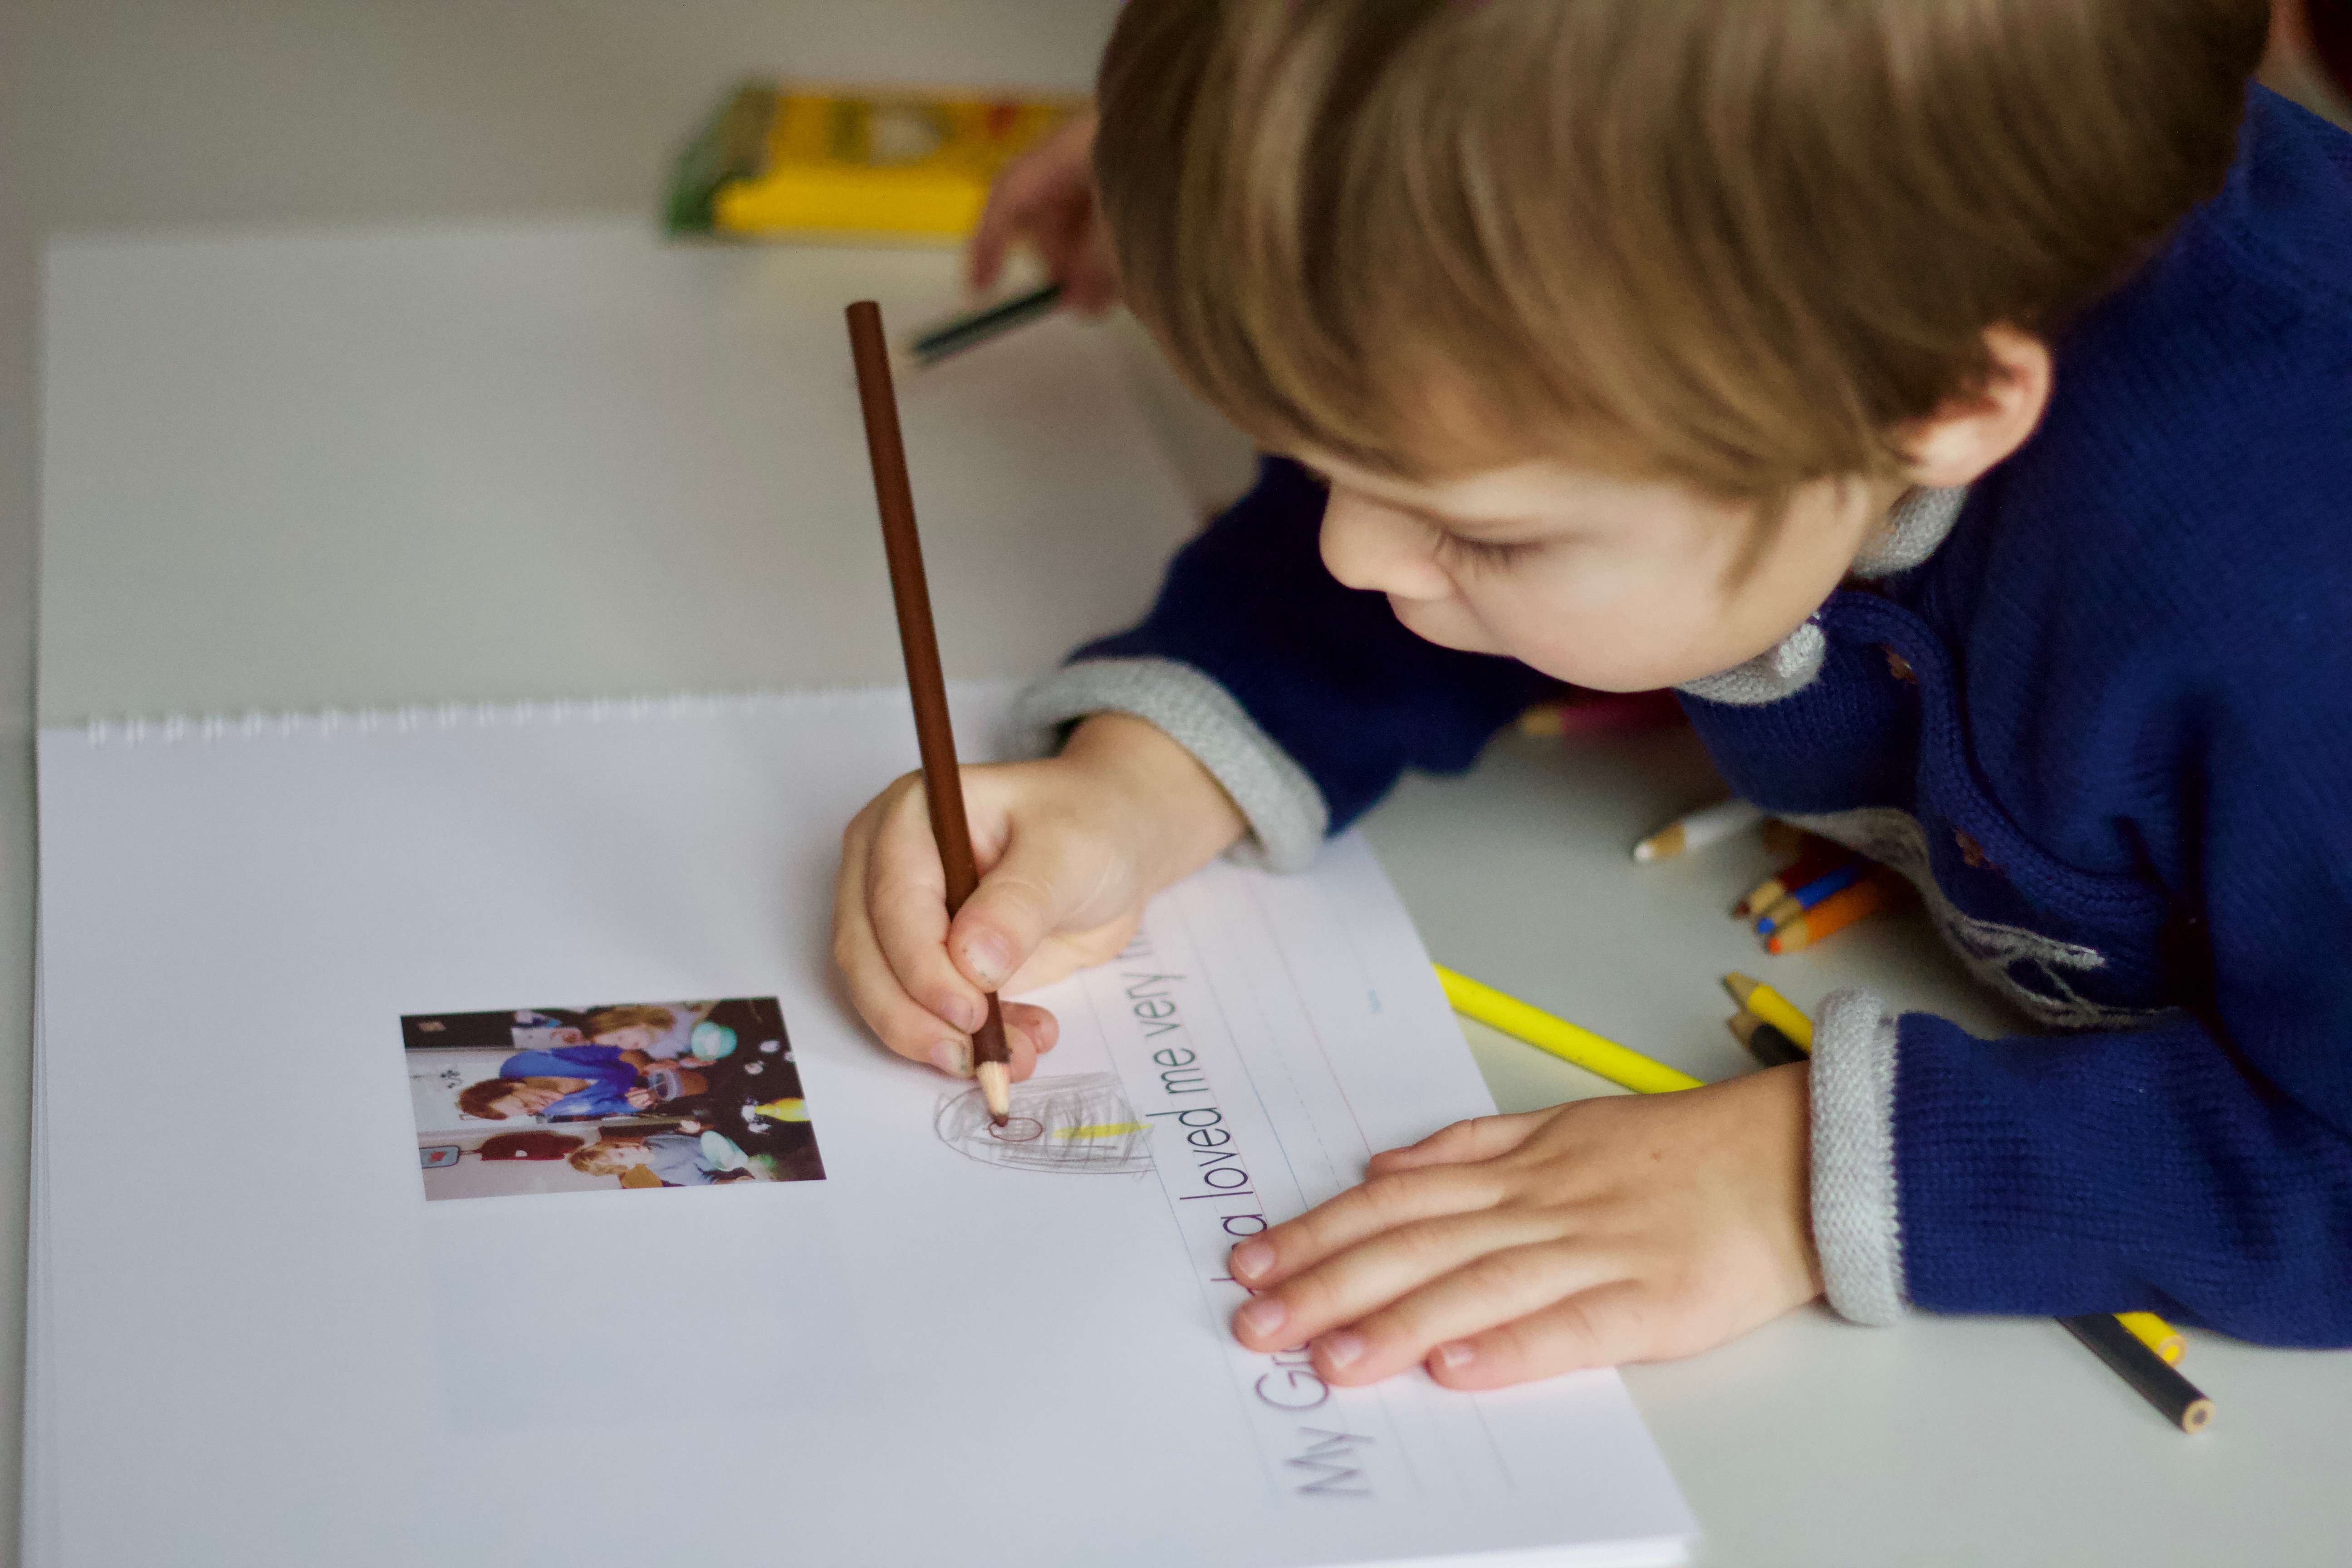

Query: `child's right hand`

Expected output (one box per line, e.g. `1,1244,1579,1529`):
833,713,1245,1083
965,108,1119,314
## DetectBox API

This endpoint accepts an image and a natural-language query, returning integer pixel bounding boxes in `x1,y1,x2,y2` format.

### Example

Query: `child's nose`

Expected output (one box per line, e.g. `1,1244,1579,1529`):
1320,492,1454,601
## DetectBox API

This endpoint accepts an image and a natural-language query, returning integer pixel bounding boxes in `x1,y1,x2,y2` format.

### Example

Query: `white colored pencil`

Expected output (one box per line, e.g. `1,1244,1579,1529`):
1633,798,1766,862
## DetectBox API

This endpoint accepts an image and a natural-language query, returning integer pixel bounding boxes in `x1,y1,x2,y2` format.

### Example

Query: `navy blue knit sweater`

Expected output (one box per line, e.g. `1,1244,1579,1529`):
1053,89,2352,1343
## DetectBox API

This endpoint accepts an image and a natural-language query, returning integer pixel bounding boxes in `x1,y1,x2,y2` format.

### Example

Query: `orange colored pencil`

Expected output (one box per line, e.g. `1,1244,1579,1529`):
1764,871,1906,954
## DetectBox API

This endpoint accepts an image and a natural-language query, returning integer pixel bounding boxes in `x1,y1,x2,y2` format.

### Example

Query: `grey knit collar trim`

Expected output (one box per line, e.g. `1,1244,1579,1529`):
1676,484,1967,708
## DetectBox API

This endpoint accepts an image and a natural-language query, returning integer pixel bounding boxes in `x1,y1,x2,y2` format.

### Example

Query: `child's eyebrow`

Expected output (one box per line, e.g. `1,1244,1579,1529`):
1398,500,1553,540
1297,456,1557,538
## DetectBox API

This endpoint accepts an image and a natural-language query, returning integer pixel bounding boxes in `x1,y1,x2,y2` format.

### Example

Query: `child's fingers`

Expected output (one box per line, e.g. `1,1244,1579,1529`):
1000,1000,1059,1057
1228,1209,1568,1355
1229,1166,1501,1290
1001,915,1142,998
833,813,979,1077
997,1011,1045,1083
1310,1243,1632,1388
865,783,993,1037
946,823,1112,993
1422,1284,1654,1391
832,901,974,1076
1366,1111,1549,1176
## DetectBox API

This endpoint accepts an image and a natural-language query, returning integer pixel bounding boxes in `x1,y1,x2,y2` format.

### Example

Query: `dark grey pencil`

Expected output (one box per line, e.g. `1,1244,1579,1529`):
909,282,1063,366
2058,1312,2215,1432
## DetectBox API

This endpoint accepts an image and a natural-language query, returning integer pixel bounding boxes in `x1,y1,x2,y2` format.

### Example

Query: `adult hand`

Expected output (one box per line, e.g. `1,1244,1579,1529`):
967,110,1119,314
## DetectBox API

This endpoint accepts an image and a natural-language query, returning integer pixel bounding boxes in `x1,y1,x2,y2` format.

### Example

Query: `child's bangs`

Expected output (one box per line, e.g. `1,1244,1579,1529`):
1101,0,1843,500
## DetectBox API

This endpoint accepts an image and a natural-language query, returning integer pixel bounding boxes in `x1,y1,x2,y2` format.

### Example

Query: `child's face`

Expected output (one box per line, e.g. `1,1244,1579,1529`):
1305,451,1907,693
593,1024,662,1052
491,1082,570,1117
591,1140,653,1167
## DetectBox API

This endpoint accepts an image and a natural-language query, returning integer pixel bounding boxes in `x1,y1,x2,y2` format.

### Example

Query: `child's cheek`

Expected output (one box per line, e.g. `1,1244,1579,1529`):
1504,578,1710,691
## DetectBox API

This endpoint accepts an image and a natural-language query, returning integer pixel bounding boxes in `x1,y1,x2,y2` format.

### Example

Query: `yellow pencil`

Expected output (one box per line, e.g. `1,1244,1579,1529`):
2117,1310,2187,1365
1722,972,1815,1052
1435,965,1703,1095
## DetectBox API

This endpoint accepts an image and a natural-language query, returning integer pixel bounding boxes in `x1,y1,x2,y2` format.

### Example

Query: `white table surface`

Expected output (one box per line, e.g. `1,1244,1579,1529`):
9,5,2350,1566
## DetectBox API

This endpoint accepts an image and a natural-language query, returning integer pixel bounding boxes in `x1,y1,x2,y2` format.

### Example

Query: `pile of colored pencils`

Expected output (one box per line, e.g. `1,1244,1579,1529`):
1732,823,1910,954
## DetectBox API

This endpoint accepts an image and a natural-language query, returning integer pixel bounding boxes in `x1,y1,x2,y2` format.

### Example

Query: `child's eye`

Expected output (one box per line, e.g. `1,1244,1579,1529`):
1436,531,1538,572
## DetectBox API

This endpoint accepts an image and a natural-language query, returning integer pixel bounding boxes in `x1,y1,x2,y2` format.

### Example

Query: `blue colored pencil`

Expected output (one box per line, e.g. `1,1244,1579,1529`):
1754,859,1868,935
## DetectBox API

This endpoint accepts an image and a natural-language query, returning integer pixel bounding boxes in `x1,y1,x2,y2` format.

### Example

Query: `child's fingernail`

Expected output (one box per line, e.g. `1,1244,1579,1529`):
1435,1340,1476,1371
1229,1240,1275,1281
964,932,1013,986
929,1040,972,1078
942,995,985,1033
1317,1330,1365,1370
1235,1297,1286,1339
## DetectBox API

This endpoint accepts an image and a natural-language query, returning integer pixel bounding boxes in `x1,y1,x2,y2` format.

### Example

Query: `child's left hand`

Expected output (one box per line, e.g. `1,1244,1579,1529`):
1227,1063,1820,1388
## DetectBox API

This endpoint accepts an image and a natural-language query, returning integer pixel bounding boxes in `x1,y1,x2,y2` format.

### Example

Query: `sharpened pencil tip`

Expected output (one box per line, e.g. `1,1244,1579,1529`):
977,1059,1013,1124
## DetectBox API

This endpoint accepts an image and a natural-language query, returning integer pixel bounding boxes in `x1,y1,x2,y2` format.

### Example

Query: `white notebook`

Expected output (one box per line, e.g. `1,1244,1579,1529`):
27,683,1693,1567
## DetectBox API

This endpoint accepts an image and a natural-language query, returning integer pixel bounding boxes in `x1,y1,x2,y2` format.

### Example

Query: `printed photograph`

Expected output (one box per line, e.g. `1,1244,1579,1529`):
404,996,824,1201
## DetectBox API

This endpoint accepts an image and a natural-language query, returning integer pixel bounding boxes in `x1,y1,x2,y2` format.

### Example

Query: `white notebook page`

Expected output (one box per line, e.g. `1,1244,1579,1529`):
29,686,1692,1567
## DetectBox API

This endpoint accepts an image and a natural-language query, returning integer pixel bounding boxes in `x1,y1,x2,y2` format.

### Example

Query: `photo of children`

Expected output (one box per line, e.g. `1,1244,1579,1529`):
405,996,823,1201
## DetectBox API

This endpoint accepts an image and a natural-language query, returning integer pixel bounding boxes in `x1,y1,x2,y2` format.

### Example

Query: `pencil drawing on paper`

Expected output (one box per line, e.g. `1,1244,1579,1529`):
935,1071,1155,1175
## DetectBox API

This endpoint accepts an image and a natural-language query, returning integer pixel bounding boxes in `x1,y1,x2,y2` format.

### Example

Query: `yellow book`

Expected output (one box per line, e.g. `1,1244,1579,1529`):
668,79,1084,245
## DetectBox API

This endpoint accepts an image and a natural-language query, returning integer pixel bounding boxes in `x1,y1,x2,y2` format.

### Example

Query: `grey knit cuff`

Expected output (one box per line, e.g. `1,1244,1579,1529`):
1676,622,1828,707
1809,988,1909,1325
1013,657,1330,873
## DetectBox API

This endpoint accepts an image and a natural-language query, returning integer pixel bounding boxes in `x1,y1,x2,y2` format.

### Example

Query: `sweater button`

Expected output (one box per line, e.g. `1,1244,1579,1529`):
1953,828,2000,871
1881,645,1918,684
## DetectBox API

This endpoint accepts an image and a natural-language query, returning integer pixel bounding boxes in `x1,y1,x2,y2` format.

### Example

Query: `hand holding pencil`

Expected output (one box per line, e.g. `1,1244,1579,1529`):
847,299,1019,1121
830,307,1245,1095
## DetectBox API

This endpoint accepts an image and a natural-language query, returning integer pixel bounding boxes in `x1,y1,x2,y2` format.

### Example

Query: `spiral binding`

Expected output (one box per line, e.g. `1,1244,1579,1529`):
78,681,1024,748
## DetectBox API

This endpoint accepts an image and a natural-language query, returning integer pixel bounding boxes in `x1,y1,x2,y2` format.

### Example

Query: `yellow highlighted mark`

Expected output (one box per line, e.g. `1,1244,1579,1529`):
1053,1121,1151,1141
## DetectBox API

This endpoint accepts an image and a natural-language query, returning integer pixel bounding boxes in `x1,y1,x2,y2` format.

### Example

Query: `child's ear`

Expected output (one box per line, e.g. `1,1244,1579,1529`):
1899,325,2053,489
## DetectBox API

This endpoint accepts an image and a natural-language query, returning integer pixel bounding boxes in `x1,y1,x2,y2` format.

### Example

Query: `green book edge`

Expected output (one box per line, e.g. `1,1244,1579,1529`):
664,78,778,238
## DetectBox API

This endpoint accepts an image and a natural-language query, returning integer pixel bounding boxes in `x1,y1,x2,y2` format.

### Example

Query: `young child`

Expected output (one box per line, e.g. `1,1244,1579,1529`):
585,1002,714,1064
464,1042,662,1121
568,1128,744,1186
835,0,2352,1390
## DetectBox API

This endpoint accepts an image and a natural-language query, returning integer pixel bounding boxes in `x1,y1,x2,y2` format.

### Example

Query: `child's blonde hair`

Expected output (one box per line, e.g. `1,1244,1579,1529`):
1097,0,2269,500
568,1139,644,1177
585,1004,677,1039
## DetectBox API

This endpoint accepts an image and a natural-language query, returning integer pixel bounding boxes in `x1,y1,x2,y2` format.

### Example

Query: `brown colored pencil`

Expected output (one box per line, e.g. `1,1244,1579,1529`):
846,299,1013,1125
